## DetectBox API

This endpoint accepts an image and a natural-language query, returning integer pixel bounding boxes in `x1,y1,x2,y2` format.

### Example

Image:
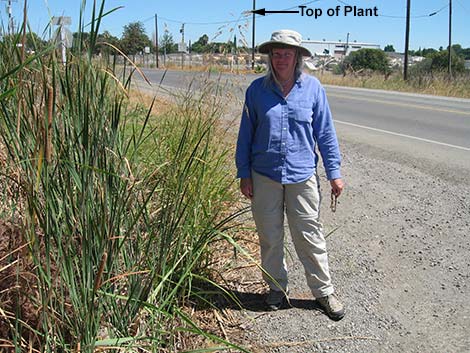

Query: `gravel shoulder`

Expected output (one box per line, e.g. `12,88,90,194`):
131,78,470,352
226,130,470,353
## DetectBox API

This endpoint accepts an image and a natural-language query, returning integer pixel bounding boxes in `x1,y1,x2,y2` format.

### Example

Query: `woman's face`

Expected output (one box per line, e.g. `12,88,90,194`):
271,48,297,80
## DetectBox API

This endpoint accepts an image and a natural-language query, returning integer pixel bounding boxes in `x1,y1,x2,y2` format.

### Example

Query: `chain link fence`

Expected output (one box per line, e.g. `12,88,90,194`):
110,52,267,71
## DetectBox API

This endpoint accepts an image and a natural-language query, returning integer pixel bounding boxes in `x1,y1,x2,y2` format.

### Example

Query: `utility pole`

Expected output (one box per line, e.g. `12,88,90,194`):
180,23,185,69
163,25,168,67
403,0,411,80
188,39,192,68
448,0,452,78
345,32,350,57
252,0,256,70
155,14,159,68
2,0,17,35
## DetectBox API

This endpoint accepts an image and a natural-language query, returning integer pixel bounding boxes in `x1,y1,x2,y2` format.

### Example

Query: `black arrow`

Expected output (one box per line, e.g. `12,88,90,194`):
252,8,300,16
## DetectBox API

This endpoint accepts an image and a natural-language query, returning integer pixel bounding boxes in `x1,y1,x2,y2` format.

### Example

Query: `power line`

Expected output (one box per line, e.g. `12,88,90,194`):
153,0,451,29
264,0,322,16
455,0,470,14
130,0,456,48
153,0,323,26
427,4,450,17
157,15,248,26
336,0,449,19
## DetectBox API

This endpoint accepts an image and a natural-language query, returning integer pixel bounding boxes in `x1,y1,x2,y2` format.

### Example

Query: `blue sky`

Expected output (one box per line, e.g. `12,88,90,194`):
2,0,469,52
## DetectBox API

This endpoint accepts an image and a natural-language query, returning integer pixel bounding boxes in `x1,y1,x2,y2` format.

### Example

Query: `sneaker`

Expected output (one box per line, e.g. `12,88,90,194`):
316,294,345,321
265,289,288,311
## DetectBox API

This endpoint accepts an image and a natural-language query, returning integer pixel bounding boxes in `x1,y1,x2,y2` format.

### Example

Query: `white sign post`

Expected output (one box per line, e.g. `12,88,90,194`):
52,16,72,65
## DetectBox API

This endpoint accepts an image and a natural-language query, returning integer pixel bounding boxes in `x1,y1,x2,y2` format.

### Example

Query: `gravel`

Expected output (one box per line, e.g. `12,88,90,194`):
132,78,470,352
229,134,470,353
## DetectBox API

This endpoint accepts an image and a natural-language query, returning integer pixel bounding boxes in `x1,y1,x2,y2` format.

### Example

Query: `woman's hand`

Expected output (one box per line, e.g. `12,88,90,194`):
240,178,253,199
330,178,344,197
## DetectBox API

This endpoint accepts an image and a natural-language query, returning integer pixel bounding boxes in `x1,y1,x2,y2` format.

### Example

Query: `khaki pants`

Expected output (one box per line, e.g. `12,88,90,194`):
251,171,334,298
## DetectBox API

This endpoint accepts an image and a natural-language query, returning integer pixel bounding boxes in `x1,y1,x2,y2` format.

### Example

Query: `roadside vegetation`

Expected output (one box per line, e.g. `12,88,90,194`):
316,70,470,98
1,1,468,350
316,48,470,98
0,2,248,352
7,4,469,100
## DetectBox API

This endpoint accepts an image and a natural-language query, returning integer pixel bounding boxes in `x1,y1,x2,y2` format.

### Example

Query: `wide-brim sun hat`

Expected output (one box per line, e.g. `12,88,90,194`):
258,29,312,57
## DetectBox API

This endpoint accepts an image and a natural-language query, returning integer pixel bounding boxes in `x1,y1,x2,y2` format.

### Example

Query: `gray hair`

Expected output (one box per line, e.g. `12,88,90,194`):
264,48,304,89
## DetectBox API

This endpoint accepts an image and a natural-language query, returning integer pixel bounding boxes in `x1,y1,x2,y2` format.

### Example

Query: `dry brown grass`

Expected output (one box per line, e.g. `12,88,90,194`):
148,61,254,75
125,82,261,352
315,71,470,99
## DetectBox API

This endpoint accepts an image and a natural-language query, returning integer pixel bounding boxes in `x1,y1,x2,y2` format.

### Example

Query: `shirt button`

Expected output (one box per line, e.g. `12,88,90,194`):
283,128,287,131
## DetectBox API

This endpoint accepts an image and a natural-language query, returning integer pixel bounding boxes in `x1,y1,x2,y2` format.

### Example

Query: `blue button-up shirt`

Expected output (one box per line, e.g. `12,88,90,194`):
235,73,341,184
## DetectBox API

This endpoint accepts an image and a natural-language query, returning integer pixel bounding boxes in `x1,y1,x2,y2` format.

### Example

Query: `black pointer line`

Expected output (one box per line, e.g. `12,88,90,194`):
252,8,300,16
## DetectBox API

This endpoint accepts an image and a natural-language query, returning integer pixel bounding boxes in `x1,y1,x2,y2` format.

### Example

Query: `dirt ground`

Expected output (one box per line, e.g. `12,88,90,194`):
219,132,470,352
133,80,470,353
2,81,467,352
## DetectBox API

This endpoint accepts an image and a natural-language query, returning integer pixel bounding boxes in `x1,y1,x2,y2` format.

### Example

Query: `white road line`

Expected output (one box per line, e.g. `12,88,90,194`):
328,92,470,116
335,120,470,152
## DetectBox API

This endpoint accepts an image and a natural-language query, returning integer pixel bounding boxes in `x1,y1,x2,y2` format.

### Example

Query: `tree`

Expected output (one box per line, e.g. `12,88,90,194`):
191,34,209,53
97,30,120,53
120,21,152,55
412,45,470,60
384,44,395,52
460,47,470,60
73,31,121,55
429,50,465,72
159,31,177,54
0,32,47,54
451,44,463,56
450,44,470,60
343,49,390,74
24,32,47,52
72,32,89,53
411,47,437,57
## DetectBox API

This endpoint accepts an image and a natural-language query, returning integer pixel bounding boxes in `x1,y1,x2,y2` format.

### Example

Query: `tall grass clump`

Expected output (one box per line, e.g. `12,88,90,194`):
0,1,246,352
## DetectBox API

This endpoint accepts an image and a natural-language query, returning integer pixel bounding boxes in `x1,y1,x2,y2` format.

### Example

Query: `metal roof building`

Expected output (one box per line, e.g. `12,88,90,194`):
302,40,381,59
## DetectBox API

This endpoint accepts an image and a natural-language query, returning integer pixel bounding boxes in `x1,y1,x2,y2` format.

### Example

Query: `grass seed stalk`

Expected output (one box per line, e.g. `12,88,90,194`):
0,1,245,351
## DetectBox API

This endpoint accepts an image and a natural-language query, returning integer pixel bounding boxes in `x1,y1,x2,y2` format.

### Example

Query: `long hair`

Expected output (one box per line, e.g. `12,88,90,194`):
264,47,304,88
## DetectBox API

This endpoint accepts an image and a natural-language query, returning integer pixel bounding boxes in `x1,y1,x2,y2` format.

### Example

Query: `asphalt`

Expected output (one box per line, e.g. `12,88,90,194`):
137,68,470,178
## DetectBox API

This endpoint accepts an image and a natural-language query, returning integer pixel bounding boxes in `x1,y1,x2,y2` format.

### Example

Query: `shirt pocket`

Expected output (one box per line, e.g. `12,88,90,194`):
291,100,313,123
288,101,314,154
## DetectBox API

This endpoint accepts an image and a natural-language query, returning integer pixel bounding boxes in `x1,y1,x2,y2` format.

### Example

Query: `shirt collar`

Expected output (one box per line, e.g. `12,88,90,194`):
295,72,305,86
268,72,304,97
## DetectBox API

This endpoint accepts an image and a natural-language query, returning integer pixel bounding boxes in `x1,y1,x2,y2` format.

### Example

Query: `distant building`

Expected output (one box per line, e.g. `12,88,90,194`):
302,39,381,59
386,52,425,67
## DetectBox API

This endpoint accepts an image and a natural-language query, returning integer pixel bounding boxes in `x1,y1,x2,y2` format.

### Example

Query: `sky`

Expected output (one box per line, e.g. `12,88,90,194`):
1,0,469,53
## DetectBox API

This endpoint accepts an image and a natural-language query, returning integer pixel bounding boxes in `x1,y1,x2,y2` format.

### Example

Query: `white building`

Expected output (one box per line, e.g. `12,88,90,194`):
302,40,381,59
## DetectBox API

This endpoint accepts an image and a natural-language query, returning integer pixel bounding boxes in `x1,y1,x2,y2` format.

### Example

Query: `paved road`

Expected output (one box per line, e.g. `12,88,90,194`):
138,68,470,178
137,69,470,352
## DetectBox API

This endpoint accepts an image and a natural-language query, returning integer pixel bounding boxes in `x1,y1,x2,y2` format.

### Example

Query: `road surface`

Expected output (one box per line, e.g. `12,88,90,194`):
137,68,470,180
135,68,470,352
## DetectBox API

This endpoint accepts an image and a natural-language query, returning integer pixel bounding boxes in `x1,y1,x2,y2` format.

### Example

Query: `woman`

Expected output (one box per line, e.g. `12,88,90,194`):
235,29,345,320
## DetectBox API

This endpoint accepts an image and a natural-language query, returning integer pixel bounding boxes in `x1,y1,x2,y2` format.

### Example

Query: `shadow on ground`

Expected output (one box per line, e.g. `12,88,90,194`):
191,282,323,313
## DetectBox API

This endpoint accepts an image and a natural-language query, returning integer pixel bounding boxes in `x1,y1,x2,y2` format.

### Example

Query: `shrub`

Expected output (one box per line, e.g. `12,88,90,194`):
343,48,391,74
429,50,465,73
